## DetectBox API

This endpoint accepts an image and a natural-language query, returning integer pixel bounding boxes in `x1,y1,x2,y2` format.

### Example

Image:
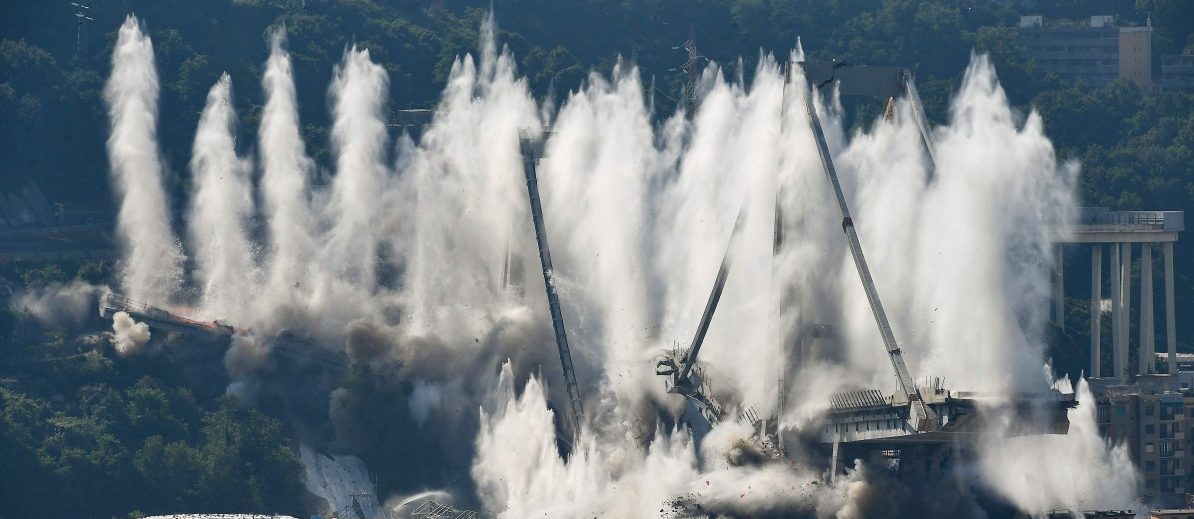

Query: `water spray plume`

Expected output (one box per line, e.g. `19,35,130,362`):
189,73,257,320
104,16,184,306
99,16,1138,517
259,28,317,321
325,45,390,291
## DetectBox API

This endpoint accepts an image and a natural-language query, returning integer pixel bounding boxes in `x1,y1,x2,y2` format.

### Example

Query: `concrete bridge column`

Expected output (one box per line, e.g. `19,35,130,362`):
1091,244,1102,378
1111,243,1122,381
1055,244,1065,328
1140,244,1154,376
1120,242,1133,383
1165,242,1177,373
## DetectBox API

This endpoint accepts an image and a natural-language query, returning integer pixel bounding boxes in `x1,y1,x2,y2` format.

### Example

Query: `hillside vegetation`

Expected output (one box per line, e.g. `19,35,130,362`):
1,2,1193,517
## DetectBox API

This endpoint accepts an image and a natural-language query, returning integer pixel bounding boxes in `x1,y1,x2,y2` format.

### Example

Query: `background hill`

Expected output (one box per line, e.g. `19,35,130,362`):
2,1,1193,517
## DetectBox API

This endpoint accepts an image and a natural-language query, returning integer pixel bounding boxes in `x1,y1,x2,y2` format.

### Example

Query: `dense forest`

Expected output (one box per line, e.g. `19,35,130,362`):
0,264,307,517
2,1,1194,517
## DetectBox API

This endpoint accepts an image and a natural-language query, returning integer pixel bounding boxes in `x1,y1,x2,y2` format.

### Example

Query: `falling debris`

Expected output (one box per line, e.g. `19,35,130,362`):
90,12,1137,519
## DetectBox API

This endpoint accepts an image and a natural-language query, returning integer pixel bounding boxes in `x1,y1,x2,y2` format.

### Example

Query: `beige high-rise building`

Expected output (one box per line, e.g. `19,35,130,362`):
1120,25,1153,91
1016,15,1154,91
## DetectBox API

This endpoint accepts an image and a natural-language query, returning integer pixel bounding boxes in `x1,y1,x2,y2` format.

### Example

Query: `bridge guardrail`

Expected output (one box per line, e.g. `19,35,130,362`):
1074,208,1184,231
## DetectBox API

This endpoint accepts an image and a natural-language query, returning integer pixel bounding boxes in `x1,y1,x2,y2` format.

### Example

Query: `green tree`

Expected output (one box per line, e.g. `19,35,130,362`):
125,376,192,441
199,396,304,513
134,435,208,510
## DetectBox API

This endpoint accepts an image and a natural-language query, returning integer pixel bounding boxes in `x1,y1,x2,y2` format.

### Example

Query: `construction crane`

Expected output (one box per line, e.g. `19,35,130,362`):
645,59,1073,479
788,60,938,433
799,61,936,168
785,61,1075,481
518,131,586,446
654,205,744,438
652,203,783,457
650,61,947,455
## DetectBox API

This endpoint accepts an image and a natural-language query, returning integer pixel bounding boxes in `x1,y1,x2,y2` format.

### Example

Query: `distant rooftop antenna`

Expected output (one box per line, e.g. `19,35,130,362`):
71,2,93,61
671,27,708,114
648,74,656,115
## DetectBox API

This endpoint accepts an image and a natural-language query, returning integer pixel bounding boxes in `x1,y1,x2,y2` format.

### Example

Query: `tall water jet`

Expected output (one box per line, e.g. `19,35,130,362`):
907,55,1075,393
103,16,184,305
325,46,390,292
653,59,786,414
95,14,1142,514
259,28,317,322
381,17,547,453
540,63,660,422
397,15,539,343
188,74,257,320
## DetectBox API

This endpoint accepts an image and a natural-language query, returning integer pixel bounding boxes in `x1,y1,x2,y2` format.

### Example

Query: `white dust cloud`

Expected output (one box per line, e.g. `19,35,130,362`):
111,310,151,356
102,14,1136,517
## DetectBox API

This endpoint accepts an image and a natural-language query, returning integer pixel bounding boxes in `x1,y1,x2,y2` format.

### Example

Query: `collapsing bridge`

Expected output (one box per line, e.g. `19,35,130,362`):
792,60,1074,475
98,292,350,373
513,60,1077,477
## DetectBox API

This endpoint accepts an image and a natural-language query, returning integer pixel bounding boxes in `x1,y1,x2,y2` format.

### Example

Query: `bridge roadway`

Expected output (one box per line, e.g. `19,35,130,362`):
1049,208,1184,384
98,293,350,373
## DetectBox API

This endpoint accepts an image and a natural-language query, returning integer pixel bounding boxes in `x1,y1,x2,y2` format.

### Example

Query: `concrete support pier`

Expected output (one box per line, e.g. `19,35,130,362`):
1055,244,1065,328
1139,244,1154,375
1091,244,1102,377
1111,242,1123,381
1165,242,1177,374
1056,208,1182,380
1120,243,1133,383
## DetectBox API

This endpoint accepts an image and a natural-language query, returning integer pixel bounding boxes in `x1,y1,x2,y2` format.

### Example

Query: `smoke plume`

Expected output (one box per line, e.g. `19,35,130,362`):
225,334,273,380
111,310,151,356
14,281,101,326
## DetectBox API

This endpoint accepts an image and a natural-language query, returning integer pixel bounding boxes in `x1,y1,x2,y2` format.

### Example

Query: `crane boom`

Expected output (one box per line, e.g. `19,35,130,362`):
901,72,938,167
678,206,746,381
789,62,936,431
519,132,586,442
799,62,937,173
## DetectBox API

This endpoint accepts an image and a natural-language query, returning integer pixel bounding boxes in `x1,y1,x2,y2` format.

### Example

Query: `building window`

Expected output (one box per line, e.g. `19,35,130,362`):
1098,405,1110,422
1147,424,1156,434
1147,442,1156,453
1146,405,1155,416
1161,440,1176,457
1146,461,1156,471
1116,405,1126,418
1162,404,1182,420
